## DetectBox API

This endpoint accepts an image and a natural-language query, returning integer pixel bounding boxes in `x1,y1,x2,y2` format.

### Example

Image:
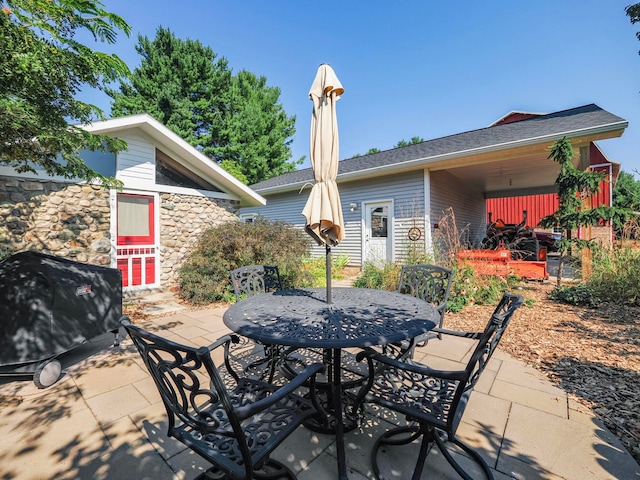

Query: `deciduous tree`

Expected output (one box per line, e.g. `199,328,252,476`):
626,2,640,52
0,0,130,185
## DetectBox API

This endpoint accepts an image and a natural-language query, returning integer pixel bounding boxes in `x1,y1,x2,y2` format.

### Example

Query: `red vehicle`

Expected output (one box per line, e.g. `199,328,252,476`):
459,210,549,280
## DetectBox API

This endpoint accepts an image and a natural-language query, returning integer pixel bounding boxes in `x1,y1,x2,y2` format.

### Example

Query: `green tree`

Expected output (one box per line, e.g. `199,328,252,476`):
0,0,131,185
220,70,299,185
109,26,231,159
394,136,425,148
627,2,640,52
539,137,630,284
612,170,640,238
613,171,640,211
109,27,300,185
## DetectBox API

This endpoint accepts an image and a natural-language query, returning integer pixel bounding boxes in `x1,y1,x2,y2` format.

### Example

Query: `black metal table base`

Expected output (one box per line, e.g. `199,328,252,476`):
197,458,298,479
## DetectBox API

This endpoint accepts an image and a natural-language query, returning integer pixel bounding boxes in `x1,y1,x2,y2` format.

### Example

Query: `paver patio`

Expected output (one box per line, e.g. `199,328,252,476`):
1,305,639,480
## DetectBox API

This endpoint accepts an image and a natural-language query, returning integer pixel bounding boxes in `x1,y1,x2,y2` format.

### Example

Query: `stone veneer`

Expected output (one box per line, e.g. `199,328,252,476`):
0,175,240,289
0,176,112,265
158,192,239,286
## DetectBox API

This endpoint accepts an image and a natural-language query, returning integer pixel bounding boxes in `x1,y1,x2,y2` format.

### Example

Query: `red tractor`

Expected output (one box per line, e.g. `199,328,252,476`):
458,210,549,280
481,210,543,261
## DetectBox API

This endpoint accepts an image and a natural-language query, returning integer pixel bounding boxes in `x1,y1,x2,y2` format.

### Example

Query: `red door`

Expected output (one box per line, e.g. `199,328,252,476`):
116,193,158,288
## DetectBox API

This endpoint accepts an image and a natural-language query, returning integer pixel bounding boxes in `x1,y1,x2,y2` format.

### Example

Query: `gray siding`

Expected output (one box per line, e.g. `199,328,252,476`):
116,133,155,184
243,171,426,267
430,170,486,247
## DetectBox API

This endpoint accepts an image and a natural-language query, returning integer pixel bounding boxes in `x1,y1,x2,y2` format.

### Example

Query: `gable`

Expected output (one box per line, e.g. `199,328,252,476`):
82,114,265,207
155,149,221,192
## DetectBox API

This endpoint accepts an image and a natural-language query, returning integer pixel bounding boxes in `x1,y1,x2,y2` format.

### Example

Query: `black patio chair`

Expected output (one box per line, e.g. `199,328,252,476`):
229,265,284,382
121,317,324,480
230,265,283,300
353,292,524,480
392,264,454,358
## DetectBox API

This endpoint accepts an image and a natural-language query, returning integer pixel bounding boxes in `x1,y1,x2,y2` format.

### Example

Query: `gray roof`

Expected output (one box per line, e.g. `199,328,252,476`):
251,103,627,193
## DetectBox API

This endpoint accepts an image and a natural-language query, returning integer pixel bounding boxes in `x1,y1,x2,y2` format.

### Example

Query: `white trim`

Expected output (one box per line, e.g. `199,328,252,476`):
239,212,259,223
81,114,266,207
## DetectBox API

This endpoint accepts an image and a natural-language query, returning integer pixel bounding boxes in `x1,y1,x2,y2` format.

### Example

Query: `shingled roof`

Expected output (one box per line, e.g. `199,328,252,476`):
251,103,627,193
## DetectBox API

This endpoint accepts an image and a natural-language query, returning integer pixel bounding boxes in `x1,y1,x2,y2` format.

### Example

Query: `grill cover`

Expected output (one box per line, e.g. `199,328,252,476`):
0,251,122,370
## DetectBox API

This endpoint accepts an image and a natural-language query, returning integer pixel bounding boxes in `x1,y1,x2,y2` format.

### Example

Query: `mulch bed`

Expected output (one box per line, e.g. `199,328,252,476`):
445,282,640,464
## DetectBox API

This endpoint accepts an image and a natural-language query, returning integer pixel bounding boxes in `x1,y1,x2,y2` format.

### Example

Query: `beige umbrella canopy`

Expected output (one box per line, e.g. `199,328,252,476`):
302,64,345,303
302,64,345,246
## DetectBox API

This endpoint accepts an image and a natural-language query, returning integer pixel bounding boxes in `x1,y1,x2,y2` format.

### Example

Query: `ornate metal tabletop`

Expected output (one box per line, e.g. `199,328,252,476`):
223,287,437,349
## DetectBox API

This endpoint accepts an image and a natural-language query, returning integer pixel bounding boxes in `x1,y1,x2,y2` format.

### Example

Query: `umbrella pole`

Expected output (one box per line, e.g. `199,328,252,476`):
326,244,332,304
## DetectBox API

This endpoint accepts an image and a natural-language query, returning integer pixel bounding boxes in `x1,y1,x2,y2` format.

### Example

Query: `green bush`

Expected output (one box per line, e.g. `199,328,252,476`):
304,253,350,286
550,284,601,307
178,218,313,304
588,244,640,305
552,244,640,307
353,260,521,313
353,262,401,290
447,265,519,312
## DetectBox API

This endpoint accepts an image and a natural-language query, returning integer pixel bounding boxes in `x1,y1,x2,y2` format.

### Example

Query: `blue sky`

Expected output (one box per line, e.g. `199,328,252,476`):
81,1,640,178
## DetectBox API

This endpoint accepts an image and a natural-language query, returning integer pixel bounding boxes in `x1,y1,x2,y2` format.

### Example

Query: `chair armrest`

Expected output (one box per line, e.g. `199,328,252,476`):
207,334,240,351
234,363,325,420
357,347,466,382
431,327,482,340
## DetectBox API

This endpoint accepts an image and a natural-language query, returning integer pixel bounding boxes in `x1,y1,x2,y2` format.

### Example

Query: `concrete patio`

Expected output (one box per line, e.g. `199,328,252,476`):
1,305,639,480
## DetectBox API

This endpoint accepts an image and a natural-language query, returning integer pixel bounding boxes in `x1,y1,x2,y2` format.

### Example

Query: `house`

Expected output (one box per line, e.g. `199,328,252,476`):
0,114,265,291
240,104,627,267
485,112,620,244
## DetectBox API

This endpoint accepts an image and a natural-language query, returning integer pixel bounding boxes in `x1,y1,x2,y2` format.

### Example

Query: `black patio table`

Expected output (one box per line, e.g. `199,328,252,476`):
223,287,437,480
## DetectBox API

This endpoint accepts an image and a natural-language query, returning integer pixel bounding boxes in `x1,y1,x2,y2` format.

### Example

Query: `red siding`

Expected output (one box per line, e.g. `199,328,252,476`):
487,142,613,228
486,195,558,228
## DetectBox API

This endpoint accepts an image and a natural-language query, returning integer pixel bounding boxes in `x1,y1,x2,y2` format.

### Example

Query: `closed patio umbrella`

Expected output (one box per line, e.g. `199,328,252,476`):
302,64,345,304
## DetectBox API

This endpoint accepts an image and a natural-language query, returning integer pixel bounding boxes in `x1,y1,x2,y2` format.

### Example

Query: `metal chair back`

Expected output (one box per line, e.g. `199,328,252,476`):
355,292,524,479
397,264,453,328
230,265,283,301
121,317,321,479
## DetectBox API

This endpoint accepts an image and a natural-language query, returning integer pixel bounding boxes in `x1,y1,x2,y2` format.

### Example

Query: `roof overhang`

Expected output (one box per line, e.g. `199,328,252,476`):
81,114,266,207
254,118,627,199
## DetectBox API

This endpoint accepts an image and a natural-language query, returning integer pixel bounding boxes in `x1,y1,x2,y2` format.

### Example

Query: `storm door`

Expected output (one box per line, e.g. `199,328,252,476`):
116,193,159,288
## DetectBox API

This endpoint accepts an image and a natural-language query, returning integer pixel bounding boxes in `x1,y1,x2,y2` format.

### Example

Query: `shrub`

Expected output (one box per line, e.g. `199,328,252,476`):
178,218,313,304
353,262,401,291
588,243,640,305
447,265,519,312
352,260,520,312
552,243,640,307
303,253,350,286
550,284,601,307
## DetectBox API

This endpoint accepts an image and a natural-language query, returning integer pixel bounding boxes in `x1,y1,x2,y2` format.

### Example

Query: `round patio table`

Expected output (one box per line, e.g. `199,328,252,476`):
223,287,437,480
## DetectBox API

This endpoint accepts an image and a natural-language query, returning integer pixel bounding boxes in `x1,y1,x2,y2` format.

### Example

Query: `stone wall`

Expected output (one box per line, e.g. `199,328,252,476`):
0,176,241,289
159,192,239,287
0,176,112,265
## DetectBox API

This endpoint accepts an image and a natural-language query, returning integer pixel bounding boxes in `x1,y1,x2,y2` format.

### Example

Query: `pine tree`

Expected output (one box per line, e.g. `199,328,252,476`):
109,27,300,184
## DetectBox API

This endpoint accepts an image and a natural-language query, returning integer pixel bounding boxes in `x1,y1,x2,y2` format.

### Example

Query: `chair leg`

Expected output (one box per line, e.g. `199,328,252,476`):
432,428,494,480
371,424,494,480
371,425,433,480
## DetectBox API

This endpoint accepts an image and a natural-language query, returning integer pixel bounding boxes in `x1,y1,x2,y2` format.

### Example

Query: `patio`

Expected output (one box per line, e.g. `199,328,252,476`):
1,304,639,480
